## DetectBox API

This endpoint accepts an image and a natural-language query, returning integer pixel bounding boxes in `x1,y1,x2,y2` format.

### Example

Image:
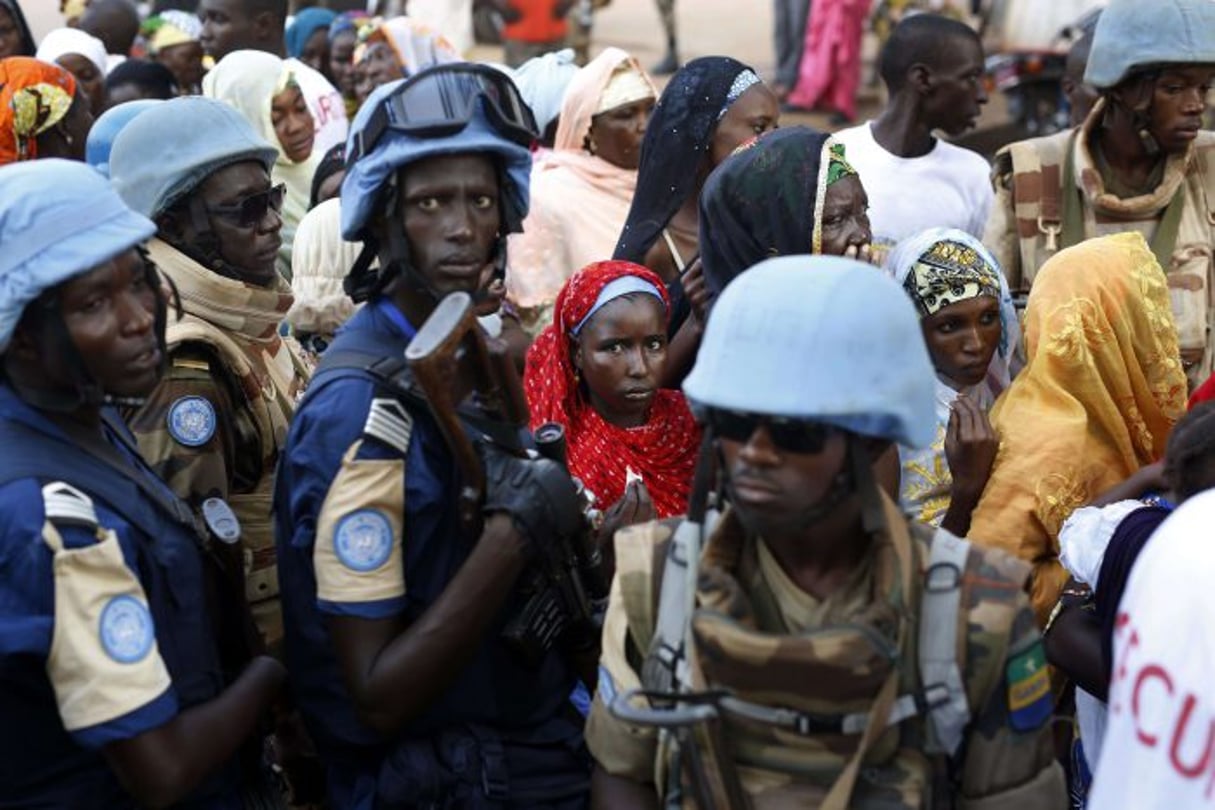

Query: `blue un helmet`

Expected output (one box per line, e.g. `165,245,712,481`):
85,99,163,178
341,63,538,302
0,159,161,408
684,256,937,527
1085,0,1215,90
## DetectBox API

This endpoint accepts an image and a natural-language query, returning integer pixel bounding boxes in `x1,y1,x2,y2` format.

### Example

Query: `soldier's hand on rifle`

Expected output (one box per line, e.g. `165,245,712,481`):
482,443,583,553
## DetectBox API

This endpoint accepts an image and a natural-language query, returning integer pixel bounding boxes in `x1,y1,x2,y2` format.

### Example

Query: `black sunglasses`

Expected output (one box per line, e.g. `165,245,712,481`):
348,63,538,164
706,408,838,455
206,183,286,228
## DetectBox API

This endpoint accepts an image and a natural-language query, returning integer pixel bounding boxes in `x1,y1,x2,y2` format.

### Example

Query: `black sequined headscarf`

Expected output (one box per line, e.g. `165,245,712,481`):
613,56,758,265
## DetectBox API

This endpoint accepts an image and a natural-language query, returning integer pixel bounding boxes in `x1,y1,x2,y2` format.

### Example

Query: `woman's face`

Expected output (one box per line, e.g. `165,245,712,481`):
0,6,24,59
818,175,872,257
573,293,667,429
57,53,106,116
301,27,329,75
711,83,779,168
588,97,655,170
920,295,1002,388
271,84,315,163
329,30,357,97
354,40,402,104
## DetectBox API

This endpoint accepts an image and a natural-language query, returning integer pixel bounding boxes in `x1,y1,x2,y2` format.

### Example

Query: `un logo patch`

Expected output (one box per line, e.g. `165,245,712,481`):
334,509,394,572
166,396,217,447
99,595,155,664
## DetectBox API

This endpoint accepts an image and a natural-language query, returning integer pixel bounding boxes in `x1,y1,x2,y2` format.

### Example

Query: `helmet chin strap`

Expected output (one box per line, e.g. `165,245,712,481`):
1105,76,1162,158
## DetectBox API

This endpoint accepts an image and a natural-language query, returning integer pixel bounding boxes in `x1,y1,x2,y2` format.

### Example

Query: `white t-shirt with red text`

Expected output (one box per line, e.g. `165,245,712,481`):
1089,488,1215,808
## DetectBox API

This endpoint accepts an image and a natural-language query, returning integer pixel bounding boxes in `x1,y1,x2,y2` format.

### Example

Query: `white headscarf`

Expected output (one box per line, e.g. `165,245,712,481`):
506,48,579,134
287,198,361,337
36,27,107,75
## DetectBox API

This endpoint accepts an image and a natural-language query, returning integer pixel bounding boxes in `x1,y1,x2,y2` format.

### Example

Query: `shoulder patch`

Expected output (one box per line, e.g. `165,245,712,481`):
99,595,156,664
166,395,217,447
333,509,395,572
1006,640,1052,732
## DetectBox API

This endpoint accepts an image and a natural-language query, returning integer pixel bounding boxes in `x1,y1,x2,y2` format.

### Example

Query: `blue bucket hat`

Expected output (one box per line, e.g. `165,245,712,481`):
0,159,156,353
109,96,278,219
1085,0,1215,89
683,255,937,449
86,99,163,178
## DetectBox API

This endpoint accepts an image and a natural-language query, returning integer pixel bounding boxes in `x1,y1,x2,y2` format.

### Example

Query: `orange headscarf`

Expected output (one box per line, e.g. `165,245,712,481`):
968,232,1187,625
0,57,78,165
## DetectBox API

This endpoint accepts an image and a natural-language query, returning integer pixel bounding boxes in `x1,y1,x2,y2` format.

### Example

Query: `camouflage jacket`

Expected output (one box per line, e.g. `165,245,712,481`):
586,505,1067,809
127,240,309,647
983,101,1215,384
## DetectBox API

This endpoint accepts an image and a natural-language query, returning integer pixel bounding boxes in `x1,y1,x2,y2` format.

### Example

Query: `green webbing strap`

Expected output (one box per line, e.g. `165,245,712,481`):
1063,132,1187,272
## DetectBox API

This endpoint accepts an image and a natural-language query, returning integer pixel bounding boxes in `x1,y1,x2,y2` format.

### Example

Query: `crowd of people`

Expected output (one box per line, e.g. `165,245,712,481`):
2,0,1215,808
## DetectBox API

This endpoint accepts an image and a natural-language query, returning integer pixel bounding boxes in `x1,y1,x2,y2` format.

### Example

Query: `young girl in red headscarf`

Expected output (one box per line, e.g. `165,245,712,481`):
524,260,701,519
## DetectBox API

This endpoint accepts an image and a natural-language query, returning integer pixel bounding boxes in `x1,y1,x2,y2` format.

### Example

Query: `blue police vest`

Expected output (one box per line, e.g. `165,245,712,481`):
274,305,589,807
0,385,235,809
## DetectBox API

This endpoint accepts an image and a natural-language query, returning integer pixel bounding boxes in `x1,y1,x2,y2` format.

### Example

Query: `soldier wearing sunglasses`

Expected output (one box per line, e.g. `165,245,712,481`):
108,96,313,650
588,257,1067,809
273,65,593,808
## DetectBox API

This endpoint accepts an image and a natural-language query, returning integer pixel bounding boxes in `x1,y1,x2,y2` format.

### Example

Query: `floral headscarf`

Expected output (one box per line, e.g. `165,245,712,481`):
353,16,459,77
524,260,701,517
969,232,1187,625
0,57,77,165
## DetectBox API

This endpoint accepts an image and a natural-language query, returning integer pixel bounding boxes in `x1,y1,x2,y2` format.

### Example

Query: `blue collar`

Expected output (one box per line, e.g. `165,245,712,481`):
374,298,419,342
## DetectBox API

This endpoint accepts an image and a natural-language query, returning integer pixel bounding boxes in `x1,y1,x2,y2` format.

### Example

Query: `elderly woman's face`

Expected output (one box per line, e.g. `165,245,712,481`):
711,83,779,168
588,97,654,171
573,293,667,429
355,41,401,104
818,175,871,258
0,6,23,59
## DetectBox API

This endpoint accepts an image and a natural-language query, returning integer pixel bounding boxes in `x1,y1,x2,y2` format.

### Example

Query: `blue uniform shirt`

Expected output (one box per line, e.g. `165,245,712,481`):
0,383,234,809
274,301,584,789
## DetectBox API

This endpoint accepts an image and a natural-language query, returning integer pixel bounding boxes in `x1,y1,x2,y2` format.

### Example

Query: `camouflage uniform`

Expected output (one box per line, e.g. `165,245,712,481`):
587,497,1067,808
984,103,1215,385
128,239,310,648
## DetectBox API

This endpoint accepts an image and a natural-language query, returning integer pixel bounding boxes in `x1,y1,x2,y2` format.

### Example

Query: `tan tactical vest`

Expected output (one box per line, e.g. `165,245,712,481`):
614,514,1027,809
166,315,307,647
995,128,1215,383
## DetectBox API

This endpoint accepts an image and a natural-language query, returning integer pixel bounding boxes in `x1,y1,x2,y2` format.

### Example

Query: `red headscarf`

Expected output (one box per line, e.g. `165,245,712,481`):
1191,373,1215,409
524,260,701,518
0,57,78,165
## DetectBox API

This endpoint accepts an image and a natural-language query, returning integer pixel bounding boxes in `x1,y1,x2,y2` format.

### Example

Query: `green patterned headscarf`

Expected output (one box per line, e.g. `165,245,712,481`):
812,138,858,253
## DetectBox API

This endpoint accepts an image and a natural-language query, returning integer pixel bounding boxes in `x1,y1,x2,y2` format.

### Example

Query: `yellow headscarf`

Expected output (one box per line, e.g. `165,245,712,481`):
968,232,1187,625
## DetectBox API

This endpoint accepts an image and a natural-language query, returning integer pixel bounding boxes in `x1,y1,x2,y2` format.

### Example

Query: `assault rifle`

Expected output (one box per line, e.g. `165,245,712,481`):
405,292,609,673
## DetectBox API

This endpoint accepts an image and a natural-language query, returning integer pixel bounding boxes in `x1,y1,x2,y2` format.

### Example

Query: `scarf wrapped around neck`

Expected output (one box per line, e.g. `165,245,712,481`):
147,238,294,342
523,260,701,517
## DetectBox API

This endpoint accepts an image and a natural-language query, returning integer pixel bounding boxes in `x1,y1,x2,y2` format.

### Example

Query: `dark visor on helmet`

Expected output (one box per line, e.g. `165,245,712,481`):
348,63,539,164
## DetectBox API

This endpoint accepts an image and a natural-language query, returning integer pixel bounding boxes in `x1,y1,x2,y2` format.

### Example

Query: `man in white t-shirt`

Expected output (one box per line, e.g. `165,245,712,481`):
1088,488,1215,809
198,0,349,154
833,13,992,263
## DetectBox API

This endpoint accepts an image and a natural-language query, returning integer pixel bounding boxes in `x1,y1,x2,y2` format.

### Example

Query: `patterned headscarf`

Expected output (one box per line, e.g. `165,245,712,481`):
896,235,1003,318
701,126,851,296
142,10,202,56
523,260,702,518
0,57,78,165
969,232,1187,625
354,16,459,78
